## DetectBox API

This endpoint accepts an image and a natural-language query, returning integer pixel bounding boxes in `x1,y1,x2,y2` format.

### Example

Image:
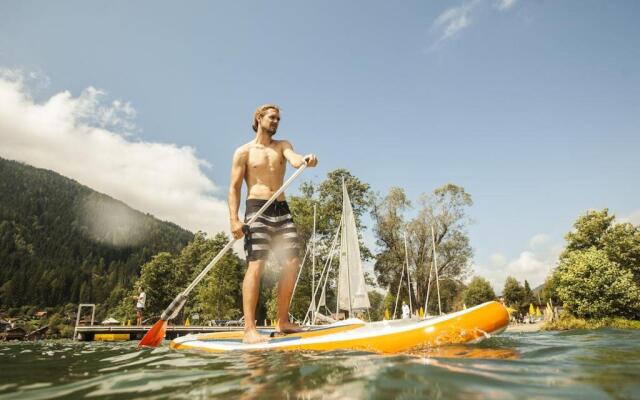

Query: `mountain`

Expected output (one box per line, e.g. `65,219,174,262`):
0,157,194,309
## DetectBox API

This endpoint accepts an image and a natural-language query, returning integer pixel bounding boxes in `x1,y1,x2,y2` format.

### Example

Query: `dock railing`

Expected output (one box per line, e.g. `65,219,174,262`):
74,304,96,341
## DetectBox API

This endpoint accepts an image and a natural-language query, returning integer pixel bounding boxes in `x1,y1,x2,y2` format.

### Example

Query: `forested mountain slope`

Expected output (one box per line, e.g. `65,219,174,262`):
0,157,194,308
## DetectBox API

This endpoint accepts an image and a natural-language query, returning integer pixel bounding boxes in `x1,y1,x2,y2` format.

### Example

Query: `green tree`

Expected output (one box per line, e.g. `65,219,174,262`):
367,290,385,321
555,248,640,318
523,280,535,306
463,277,496,307
372,187,410,293
502,277,525,310
408,184,473,313
136,252,179,318
192,233,245,321
562,209,614,255
540,274,560,306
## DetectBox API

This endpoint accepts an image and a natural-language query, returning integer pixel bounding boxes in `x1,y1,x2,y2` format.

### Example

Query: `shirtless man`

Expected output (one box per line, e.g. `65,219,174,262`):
228,104,318,344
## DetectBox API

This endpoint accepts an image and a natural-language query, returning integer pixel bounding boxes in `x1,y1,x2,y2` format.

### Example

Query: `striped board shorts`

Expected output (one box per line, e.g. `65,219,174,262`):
243,199,300,262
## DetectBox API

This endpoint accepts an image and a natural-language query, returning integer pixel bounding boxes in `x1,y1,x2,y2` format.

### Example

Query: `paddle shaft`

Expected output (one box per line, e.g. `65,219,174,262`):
159,162,308,321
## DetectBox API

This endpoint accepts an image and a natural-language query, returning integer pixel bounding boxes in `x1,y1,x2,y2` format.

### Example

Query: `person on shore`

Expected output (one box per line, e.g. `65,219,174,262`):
228,104,318,344
402,301,410,319
134,286,146,326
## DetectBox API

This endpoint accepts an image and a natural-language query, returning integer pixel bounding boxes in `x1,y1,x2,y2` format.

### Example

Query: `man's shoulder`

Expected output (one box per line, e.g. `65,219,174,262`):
233,142,252,157
273,139,293,149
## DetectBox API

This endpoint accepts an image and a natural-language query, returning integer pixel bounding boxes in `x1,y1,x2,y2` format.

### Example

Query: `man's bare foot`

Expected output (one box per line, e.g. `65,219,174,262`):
243,328,268,344
275,321,305,334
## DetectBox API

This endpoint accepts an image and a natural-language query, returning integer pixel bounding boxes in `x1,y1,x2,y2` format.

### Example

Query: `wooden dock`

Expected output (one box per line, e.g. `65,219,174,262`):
74,325,266,341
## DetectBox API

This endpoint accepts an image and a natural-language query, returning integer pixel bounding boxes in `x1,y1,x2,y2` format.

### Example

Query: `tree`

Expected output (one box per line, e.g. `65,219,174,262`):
502,277,525,310
367,290,385,321
540,274,560,306
408,184,473,312
372,187,410,295
523,280,535,306
555,248,640,319
463,277,496,307
136,252,179,318
563,209,614,254
192,233,245,321
549,208,640,318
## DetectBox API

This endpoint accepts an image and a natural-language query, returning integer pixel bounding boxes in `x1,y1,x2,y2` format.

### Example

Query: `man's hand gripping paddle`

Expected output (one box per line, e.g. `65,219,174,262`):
138,162,308,348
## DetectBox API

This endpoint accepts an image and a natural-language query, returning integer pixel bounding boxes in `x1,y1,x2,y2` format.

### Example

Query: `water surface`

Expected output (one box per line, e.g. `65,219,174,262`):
1,329,639,399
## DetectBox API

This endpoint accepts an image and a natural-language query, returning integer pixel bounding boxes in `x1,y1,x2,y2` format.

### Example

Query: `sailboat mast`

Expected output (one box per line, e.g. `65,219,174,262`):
404,232,412,315
311,204,316,324
431,224,442,315
343,178,353,318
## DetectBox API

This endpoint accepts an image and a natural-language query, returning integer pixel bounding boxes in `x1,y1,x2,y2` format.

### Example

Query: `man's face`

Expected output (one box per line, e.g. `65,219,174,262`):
260,109,280,136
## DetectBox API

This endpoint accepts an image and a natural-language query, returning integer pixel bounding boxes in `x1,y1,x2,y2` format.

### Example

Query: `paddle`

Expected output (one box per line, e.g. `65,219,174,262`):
138,161,309,348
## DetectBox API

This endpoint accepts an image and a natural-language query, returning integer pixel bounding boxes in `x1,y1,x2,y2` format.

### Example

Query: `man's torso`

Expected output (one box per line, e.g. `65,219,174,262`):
241,140,287,201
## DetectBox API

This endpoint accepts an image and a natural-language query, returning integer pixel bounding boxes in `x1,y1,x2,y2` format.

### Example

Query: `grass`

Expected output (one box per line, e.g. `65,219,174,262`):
543,314,640,330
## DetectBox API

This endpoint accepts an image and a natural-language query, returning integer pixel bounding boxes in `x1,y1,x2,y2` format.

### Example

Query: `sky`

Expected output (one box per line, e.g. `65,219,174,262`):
1,0,639,291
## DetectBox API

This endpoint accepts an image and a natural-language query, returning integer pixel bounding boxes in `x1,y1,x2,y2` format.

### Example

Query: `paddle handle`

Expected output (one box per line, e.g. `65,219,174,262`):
160,162,308,321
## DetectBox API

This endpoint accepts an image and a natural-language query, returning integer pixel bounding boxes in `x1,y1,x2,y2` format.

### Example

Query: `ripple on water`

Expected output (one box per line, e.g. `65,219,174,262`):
1,331,640,399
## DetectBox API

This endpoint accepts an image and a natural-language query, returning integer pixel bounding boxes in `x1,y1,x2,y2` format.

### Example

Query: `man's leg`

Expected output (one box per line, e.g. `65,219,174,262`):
243,259,268,344
276,256,303,333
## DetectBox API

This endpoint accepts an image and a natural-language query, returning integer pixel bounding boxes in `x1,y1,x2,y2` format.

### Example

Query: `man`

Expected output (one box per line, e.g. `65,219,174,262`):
229,104,318,344
134,286,146,326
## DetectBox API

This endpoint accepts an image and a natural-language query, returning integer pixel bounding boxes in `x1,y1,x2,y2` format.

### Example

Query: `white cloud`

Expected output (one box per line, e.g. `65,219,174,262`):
432,0,481,43
495,0,517,11
0,69,229,241
619,209,640,225
428,0,519,50
489,253,507,267
473,234,562,293
528,233,549,248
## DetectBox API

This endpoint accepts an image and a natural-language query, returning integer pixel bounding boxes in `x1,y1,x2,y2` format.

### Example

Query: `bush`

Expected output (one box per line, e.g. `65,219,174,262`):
544,312,640,330
555,248,640,319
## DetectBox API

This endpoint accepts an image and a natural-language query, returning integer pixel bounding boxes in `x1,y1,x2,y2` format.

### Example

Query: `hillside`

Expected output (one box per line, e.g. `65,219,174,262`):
0,157,194,310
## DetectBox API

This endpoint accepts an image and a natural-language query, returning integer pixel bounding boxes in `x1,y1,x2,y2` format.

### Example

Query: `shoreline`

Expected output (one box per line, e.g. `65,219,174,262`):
505,321,544,333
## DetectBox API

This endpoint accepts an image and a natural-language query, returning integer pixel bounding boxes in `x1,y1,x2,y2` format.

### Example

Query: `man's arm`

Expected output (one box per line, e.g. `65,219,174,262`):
281,140,318,168
228,147,247,239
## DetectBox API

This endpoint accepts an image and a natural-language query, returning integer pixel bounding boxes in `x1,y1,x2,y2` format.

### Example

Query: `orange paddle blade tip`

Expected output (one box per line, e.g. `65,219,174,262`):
137,319,167,348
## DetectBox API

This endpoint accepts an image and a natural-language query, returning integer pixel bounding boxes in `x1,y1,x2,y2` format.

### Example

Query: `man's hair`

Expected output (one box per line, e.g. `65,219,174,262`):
252,104,280,132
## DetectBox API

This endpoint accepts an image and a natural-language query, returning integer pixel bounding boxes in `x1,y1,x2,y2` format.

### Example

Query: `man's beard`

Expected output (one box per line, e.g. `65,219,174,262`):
266,126,278,136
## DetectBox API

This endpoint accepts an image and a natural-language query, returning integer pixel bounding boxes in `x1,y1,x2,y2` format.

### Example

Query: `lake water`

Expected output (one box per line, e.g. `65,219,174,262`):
1,329,639,399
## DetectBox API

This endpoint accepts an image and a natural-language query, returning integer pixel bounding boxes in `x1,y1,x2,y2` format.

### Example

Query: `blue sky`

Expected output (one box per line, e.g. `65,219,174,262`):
1,0,639,290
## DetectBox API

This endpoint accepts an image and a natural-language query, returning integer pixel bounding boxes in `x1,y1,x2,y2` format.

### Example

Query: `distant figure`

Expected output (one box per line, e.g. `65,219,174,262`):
134,286,146,326
402,301,410,319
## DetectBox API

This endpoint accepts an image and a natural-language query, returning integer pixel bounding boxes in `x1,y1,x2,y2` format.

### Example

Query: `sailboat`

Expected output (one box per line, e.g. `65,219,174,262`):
169,182,510,353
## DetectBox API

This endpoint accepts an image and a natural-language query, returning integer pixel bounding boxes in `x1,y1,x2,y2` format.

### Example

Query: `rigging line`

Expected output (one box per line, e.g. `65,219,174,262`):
289,239,312,308
393,259,405,319
424,235,434,317
314,219,341,317
303,214,342,325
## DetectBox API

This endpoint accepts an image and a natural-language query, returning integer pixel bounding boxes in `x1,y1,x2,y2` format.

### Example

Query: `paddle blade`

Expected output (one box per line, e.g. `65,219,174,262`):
137,319,167,348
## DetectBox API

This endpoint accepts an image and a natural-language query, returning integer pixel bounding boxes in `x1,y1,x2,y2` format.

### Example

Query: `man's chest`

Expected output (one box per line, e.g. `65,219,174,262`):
247,146,284,170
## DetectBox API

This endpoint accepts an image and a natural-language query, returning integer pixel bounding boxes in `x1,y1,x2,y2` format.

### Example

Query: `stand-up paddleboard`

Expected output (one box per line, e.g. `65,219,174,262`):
170,301,509,354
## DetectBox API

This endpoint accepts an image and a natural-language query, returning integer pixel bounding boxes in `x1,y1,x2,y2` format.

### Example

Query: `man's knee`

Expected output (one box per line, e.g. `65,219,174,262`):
245,260,266,277
284,257,300,271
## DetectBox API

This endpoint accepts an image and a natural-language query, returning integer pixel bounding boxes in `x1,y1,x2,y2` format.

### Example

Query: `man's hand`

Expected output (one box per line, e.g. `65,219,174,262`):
304,154,318,167
230,219,245,240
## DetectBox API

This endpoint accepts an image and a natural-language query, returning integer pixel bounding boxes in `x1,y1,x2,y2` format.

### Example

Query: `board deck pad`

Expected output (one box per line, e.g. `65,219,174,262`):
177,321,366,343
